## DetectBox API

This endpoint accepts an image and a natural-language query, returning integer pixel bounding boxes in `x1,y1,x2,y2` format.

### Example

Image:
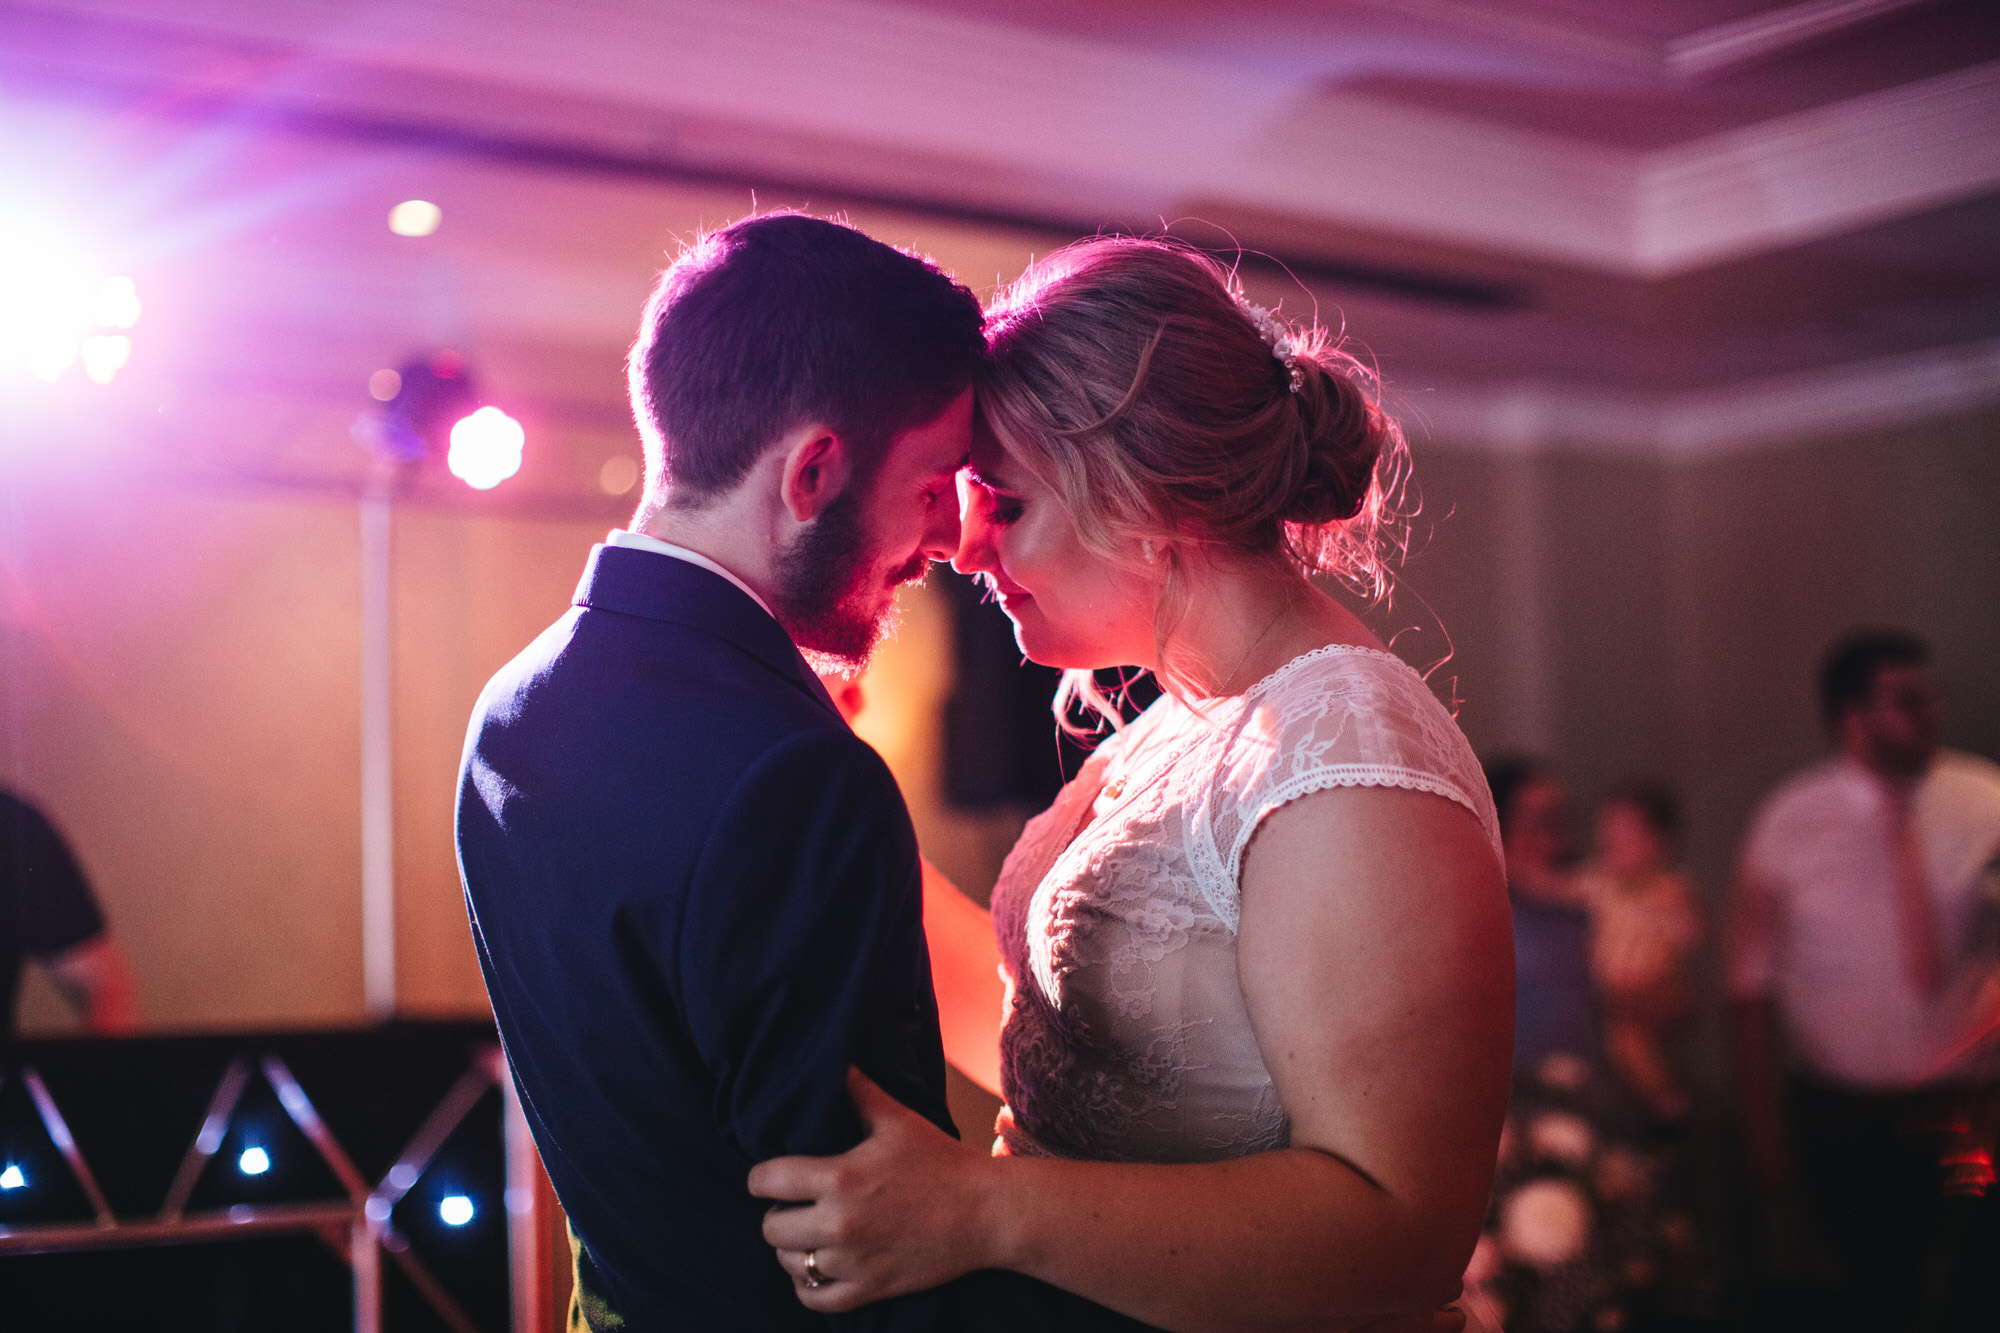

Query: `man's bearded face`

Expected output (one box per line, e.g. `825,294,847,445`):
773,477,929,675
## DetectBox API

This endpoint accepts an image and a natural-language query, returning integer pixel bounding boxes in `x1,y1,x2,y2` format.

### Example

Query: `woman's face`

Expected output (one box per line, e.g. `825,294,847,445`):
953,420,1162,671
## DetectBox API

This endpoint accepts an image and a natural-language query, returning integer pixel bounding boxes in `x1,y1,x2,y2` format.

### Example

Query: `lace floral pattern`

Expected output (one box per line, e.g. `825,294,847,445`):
992,645,1501,1164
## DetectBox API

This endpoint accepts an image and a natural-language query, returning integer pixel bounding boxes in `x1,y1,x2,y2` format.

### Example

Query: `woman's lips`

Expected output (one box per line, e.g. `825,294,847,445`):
979,572,1031,604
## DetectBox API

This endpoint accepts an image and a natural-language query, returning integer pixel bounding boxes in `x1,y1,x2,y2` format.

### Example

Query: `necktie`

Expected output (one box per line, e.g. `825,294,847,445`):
1882,778,1941,995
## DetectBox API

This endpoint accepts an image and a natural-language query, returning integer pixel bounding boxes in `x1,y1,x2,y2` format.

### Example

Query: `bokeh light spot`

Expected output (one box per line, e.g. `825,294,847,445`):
388,200,442,237
599,454,640,495
2,222,138,384
368,368,402,401
447,406,525,489
81,334,131,384
92,276,141,329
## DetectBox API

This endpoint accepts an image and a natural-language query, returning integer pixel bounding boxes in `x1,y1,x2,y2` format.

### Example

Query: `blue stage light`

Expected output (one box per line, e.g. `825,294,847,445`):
238,1146,271,1175
0,1164,24,1190
439,1194,474,1226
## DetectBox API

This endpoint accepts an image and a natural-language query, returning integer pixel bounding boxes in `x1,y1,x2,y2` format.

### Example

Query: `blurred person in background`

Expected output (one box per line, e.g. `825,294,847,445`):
1730,629,2000,1331
1486,759,1598,1075
1577,780,1702,1126
1474,759,1697,1332
3,787,138,1037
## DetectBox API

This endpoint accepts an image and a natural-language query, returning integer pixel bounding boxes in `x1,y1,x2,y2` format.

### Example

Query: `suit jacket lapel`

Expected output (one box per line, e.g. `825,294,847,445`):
572,544,841,717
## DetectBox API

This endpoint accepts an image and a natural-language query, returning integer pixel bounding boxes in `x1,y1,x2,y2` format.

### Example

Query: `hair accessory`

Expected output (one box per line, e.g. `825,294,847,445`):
1236,296,1303,393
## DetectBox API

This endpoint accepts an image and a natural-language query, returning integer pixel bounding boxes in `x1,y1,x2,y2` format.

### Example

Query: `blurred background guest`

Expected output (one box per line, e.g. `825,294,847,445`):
1578,780,1703,1126
1729,629,2000,1331
1487,757,1598,1075
3,787,138,1037
1477,758,1702,1332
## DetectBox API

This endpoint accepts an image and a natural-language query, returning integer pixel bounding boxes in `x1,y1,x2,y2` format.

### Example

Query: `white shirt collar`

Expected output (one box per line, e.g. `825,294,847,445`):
604,529,777,621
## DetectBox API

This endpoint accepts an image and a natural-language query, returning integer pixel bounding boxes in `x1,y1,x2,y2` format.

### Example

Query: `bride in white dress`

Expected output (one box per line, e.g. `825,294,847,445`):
752,238,1513,1333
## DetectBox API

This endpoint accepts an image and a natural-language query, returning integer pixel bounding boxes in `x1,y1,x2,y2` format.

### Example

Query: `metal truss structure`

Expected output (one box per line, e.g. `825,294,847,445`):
0,1041,549,1333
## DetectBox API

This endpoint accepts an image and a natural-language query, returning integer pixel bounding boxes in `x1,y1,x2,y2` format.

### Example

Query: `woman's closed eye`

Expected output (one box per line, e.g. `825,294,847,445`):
974,483,1024,526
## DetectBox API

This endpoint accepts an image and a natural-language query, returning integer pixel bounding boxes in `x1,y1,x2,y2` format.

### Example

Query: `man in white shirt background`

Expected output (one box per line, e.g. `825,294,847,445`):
1730,629,2000,1331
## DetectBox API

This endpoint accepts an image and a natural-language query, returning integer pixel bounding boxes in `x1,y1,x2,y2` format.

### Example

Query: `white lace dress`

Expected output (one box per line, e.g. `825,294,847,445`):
991,644,1503,1163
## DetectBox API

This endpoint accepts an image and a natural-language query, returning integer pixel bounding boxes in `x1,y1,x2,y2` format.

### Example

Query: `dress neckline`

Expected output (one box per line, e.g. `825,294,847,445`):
1178,639,1410,707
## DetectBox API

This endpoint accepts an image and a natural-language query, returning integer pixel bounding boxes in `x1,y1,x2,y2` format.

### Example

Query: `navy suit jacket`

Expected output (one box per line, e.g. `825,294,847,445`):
457,545,1141,1331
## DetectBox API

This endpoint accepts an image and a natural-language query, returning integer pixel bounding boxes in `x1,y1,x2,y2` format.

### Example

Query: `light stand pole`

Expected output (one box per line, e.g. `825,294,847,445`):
359,467,395,1022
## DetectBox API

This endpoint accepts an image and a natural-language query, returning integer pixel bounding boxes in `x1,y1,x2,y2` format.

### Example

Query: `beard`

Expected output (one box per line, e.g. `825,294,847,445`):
772,482,929,675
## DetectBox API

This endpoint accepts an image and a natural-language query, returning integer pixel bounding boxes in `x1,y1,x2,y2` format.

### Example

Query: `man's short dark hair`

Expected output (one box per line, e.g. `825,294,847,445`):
627,213,985,506
1819,628,1930,729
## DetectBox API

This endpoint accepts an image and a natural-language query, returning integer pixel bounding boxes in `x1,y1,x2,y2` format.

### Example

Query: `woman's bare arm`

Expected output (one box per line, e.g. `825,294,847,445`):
920,859,1006,1096
753,787,1513,1332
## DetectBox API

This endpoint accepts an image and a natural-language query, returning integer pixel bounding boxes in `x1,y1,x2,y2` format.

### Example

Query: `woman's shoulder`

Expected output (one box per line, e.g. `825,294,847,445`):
1183,642,1503,923
1240,642,1482,786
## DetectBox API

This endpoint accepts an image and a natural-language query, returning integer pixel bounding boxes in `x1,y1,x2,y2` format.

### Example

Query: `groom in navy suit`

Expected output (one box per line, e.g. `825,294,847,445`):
456,215,1131,1331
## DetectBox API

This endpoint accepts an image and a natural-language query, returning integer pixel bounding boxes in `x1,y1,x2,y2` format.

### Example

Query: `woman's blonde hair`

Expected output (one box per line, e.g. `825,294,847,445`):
976,237,1409,734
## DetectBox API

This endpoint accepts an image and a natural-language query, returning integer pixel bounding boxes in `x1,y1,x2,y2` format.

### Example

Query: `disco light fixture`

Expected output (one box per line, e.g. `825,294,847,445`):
355,351,525,491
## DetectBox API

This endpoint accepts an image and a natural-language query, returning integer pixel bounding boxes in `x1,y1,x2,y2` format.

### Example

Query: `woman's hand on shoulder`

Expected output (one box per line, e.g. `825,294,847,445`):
748,1067,1003,1312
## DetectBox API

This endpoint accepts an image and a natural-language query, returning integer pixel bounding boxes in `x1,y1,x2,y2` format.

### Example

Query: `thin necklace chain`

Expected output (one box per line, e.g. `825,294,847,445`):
1215,592,1298,697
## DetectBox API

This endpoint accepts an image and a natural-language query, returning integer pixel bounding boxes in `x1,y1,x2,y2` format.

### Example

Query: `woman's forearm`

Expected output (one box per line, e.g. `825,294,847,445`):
976,1148,1471,1333
920,860,1006,1095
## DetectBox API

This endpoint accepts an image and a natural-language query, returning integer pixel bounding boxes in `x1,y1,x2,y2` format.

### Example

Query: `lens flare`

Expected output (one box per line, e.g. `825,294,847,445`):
1,221,139,384
81,334,131,384
447,406,525,489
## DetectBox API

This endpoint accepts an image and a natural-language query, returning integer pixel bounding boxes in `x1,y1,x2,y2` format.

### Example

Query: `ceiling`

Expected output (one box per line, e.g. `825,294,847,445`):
3,0,1997,470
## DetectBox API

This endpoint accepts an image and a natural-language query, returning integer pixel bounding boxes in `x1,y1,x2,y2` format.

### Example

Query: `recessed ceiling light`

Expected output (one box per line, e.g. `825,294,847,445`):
388,200,442,237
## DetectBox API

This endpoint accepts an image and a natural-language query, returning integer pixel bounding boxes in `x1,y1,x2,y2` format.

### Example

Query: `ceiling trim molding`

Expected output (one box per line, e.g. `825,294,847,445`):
1639,59,2000,274
1666,0,1938,79
1402,336,2000,461
22,0,2000,279
1360,0,1941,79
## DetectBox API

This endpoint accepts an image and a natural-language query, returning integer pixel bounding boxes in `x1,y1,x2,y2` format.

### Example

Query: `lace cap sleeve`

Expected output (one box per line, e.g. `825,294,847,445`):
1183,646,1502,931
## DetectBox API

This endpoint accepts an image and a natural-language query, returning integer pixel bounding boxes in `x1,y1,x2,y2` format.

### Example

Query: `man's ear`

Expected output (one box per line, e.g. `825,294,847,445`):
778,425,850,523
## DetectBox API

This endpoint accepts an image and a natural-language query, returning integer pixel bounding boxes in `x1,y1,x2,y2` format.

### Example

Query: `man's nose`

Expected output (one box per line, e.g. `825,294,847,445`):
921,486,963,563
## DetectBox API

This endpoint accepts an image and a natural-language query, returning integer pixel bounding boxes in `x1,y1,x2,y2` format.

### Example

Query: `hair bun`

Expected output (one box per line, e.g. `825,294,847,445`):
1279,352,1387,525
